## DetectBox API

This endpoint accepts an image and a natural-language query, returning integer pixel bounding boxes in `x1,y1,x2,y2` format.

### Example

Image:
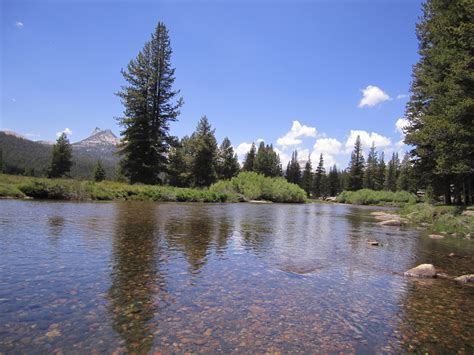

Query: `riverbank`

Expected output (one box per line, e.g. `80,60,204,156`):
399,203,474,238
0,173,307,203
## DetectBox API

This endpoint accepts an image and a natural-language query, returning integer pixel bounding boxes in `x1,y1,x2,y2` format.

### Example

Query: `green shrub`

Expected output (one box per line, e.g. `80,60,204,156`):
0,183,25,198
210,172,306,203
336,189,417,205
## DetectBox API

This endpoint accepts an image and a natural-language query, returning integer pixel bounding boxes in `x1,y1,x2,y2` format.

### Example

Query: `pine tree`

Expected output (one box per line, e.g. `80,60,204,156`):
254,143,282,177
116,22,183,185
191,116,218,187
404,0,474,204
217,137,240,180
328,165,341,196
397,153,414,192
385,153,400,192
93,159,106,182
285,150,301,185
375,152,386,191
348,135,365,191
312,153,326,198
363,143,378,190
167,143,189,187
48,133,73,178
301,156,313,197
242,143,256,172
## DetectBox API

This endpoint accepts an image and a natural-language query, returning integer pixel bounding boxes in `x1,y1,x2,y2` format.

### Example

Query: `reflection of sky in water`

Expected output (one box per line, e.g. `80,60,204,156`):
0,200,472,353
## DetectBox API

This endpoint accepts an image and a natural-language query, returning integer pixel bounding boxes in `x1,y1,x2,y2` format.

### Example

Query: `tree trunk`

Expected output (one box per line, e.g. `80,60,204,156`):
444,176,452,205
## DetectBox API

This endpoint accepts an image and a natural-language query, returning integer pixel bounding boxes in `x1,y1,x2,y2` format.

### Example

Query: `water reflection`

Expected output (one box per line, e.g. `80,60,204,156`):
0,200,472,353
107,202,163,353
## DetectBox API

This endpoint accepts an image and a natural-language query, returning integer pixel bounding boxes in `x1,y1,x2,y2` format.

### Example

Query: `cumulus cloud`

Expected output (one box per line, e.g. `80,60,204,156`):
311,138,343,169
395,117,409,135
344,130,391,152
313,138,342,155
358,85,390,108
15,21,24,29
234,142,252,162
276,120,317,147
56,128,73,138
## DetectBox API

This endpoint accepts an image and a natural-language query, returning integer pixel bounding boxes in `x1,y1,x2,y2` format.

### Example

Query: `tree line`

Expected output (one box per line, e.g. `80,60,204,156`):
16,0,472,206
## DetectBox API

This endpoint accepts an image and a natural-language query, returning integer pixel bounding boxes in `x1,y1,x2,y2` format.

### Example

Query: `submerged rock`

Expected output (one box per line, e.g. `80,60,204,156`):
379,219,405,226
455,274,474,283
368,240,380,246
428,234,444,240
404,264,437,278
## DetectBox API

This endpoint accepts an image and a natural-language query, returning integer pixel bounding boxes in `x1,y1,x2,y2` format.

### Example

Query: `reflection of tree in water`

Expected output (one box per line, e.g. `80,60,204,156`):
48,216,65,238
164,207,231,273
107,203,166,353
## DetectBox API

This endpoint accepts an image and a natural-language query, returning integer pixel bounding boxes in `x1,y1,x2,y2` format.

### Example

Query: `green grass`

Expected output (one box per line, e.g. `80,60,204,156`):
400,203,473,236
210,172,307,203
336,189,417,206
0,174,236,203
0,172,307,203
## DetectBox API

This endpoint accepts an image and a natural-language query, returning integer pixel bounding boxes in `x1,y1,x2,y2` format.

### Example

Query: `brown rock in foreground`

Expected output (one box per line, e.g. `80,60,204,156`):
404,264,437,278
428,234,444,240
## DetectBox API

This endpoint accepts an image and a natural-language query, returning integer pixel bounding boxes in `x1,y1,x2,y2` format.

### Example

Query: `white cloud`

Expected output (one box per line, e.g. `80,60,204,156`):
56,128,73,138
234,142,252,162
313,138,342,155
25,133,40,139
311,138,343,170
358,85,390,108
396,94,408,100
15,21,24,29
276,120,317,147
256,138,264,144
11,98,17,103
395,117,409,135
344,130,391,152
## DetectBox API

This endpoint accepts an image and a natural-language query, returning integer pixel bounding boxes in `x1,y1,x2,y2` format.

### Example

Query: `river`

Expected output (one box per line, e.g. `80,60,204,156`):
0,200,472,353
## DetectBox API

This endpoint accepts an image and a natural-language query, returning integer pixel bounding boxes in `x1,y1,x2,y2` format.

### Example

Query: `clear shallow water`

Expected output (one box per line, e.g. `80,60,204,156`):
0,200,473,353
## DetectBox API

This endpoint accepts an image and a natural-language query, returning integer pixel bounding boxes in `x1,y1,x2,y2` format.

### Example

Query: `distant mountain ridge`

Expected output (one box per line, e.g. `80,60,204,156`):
0,128,121,178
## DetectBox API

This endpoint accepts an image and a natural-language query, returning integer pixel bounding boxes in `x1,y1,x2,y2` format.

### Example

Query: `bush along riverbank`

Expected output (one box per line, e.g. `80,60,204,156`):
0,172,307,203
210,172,307,203
336,189,417,206
399,203,474,238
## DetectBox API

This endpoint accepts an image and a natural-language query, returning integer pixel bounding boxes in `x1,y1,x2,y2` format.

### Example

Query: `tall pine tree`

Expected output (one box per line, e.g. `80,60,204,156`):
312,153,326,198
117,22,183,184
217,137,240,180
48,133,73,178
285,150,301,185
348,135,365,191
328,165,341,197
404,0,474,204
301,156,313,197
363,143,378,190
191,116,218,187
242,143,256,172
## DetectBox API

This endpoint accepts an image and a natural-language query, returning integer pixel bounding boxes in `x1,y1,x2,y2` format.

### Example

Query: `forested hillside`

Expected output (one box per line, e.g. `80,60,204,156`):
0,132,118,179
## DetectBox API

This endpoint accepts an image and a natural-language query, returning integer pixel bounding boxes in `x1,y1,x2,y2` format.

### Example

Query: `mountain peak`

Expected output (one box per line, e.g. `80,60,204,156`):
73,128,119,148
91,127,102,136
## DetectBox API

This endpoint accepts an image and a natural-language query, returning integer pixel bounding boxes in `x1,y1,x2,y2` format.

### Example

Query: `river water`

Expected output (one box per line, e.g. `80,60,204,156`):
0,200,473,353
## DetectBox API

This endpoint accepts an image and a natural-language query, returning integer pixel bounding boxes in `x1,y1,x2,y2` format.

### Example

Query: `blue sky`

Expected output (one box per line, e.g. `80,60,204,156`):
1,0,422,167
